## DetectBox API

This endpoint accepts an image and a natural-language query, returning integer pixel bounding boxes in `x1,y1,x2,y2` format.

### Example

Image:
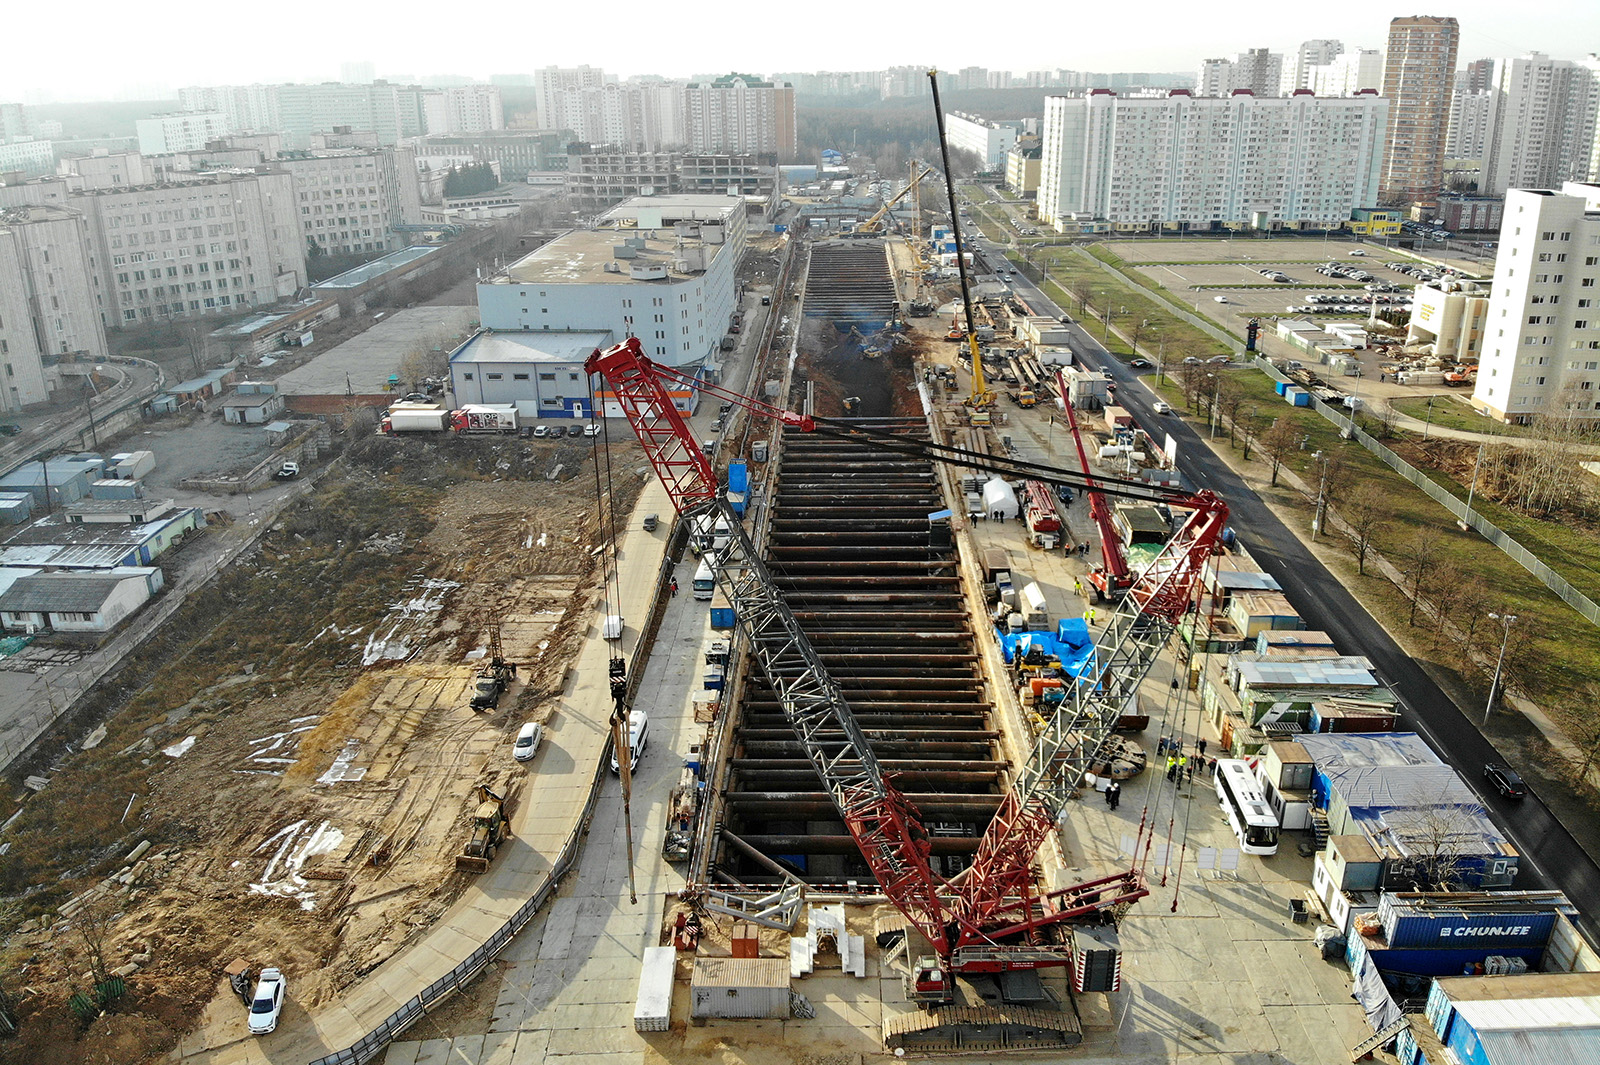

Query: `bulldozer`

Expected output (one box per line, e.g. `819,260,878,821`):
455,783,511,872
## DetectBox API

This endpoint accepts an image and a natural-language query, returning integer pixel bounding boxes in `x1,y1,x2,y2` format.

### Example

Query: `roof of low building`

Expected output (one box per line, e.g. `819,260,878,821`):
449,330,614,367
0,571,141,613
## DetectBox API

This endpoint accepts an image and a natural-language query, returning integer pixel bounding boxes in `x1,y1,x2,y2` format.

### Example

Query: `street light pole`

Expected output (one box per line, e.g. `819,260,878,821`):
1206,373,1221,439
1483,612,1518,725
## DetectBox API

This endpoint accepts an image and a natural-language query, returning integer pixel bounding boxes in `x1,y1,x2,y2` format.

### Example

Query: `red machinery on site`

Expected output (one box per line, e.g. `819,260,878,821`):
587,336,1228,988
1058,376,1135,601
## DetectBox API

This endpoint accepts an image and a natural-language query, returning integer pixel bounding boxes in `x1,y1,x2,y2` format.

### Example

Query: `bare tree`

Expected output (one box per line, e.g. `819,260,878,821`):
1397,534,1445,625
1454,574,1495,648
1426,559,1470,639
1178,362,1210,410
1258,418,1300,487
1563,682,1600,786
1070,280,1093,317
1341,483,1390,575
1386,805,1478,891
72,891,119,986
1215,378,1247,446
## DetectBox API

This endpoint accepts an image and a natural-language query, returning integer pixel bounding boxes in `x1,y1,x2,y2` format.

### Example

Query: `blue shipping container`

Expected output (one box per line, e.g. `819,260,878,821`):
710,606,735,629
1290,391,1312,407
1275,380,1290,396
728,462,749,493
1385,910,1556,951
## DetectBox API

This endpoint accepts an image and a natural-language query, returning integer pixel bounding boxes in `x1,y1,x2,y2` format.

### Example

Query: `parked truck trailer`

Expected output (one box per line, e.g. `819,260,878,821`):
452,405,519,434
382,403,451,434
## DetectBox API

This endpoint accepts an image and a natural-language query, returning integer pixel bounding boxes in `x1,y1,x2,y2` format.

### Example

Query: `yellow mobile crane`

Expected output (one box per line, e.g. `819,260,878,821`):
928,69,994,423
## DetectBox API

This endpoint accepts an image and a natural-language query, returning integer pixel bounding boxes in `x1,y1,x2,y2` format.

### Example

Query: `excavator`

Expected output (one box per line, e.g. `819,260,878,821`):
586,335,1228,992
455,783,511,872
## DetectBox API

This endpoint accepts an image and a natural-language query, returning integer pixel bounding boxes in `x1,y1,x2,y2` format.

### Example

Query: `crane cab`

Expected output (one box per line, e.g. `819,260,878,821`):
906,955,953,1006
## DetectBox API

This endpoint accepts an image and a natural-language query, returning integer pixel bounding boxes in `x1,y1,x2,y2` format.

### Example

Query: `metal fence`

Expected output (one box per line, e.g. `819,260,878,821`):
305,698,614,1065
1251,356,1600,627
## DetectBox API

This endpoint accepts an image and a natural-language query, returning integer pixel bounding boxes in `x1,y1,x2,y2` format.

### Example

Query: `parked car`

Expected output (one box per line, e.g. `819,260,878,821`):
642,513,659,532
1484,762,1526,799
1208,355,1231,364
532,425,550,438
1348,249,1367,256
512,722,544,762
248,968,286,1035
1182,356,1203,365
1213,295,1229,303
583,423,601,437
1130,358,1151,368
275,462,300,480
1153,401,1173,414
566,424,583,437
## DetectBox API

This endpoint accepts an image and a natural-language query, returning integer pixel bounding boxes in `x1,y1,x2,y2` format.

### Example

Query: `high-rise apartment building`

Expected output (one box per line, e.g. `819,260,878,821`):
535,66,610,131
1378,15,1461,204
684,75,797,161
136,112,231,155
1282,40,1345,95
276,148,423,257
176,84,281,132
1039,90,1388,231
421,86,505,135
0,203,107,407
77,170,306,326
1446,73,1497,162
1471,182,1600,424
1482,54,1600,196
1197,49,1283,97
1308,50,1385,97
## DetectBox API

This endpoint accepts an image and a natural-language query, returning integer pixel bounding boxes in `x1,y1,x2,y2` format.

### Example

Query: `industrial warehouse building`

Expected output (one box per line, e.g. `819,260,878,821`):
448,330,613,418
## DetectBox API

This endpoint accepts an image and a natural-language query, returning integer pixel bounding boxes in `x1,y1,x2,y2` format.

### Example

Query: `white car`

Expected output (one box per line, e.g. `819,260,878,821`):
1212,295,1229,303
583,423,601,437
513,722,543,762
532,425,550,438
1348,249,1367,256
248,968,286,1035
1153,401,1173,414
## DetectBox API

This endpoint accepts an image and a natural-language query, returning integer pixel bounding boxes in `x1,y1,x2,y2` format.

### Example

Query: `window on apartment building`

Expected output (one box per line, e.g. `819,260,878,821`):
1539,253,1553,262
1584,278,1598,288
1561,232,1571,241
1542,231,1555,240
1578,322,1591,330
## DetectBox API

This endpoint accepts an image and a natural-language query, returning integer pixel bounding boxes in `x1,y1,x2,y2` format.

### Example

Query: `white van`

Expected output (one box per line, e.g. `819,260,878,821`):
610,710,648,773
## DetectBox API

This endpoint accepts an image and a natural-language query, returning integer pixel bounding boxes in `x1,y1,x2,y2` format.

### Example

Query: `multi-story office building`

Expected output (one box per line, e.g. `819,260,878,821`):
1282,40,1345,95
1379,15,1461,204
1482,54,1600,196
0,203,107,406
564,150,775,210
421,86,505,135
684,75,797,161
422,131,572,181
1308,50,1385,97
76,170,306,326
135,112,231,155
1038,89,1388,232
276,148,422,256
0,139,55,176
1471,182,1600,423
946,112,1019,171
1197,49,1283,97
535,66,611,131
1407,278,1490,361
474,194,745,373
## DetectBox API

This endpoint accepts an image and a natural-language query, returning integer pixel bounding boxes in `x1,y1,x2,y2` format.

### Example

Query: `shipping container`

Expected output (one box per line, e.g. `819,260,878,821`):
689,957,789,1019
1379,894,1558,951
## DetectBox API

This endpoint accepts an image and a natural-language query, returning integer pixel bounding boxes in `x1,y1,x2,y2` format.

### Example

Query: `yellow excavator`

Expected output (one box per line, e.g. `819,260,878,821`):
929,70,994,425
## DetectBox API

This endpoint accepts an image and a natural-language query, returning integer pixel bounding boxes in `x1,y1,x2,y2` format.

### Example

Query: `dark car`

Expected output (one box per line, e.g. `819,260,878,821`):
1484,762,1526,799
1130,358,1151,368
0,424,20,436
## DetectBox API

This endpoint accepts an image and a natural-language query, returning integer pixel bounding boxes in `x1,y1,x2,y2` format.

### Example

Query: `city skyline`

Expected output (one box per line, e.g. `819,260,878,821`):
5,1,1598,103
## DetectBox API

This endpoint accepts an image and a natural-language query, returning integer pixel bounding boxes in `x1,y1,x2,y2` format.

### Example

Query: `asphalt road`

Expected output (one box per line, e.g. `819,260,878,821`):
985,241,1600,947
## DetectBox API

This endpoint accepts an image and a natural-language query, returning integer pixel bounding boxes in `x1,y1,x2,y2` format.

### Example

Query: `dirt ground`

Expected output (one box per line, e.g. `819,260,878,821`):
0,431,642,1065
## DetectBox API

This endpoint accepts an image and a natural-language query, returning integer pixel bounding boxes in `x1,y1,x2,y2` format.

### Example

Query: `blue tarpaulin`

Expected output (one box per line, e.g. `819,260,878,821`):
997,618,1097,681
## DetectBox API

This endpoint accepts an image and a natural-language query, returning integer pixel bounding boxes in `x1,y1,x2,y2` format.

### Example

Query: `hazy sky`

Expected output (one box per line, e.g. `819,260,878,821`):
7,1,1598,102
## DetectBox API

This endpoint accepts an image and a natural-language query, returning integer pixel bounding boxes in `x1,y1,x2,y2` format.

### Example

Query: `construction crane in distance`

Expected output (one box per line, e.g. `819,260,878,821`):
928,68,994,424
587,337,1229,987
851,165,934,236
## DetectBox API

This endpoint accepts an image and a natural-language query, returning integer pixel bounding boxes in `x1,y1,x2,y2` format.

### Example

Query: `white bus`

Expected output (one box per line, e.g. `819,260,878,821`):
692,556,717,600
1215,758,1280,856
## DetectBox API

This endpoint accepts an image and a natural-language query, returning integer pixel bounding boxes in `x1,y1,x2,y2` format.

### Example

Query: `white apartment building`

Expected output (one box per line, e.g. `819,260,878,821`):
177,84,282,132
1472,183,1600,423
1482,54,1600,196
135,112,231,155
1038,90,1388,232
476,195,745,371
535,66,611,131
276,148,423,256
76,170,306,326
1282,40,1344,95
1197,49,1282,97
421,86,505,135
684,76,797,161
1309,50,1385,97
0,203,106,407
946,112,1019,171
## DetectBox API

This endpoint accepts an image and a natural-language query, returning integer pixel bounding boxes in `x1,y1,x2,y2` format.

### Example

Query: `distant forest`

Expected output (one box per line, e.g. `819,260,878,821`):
29,100,175,139
797,87,1048,176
